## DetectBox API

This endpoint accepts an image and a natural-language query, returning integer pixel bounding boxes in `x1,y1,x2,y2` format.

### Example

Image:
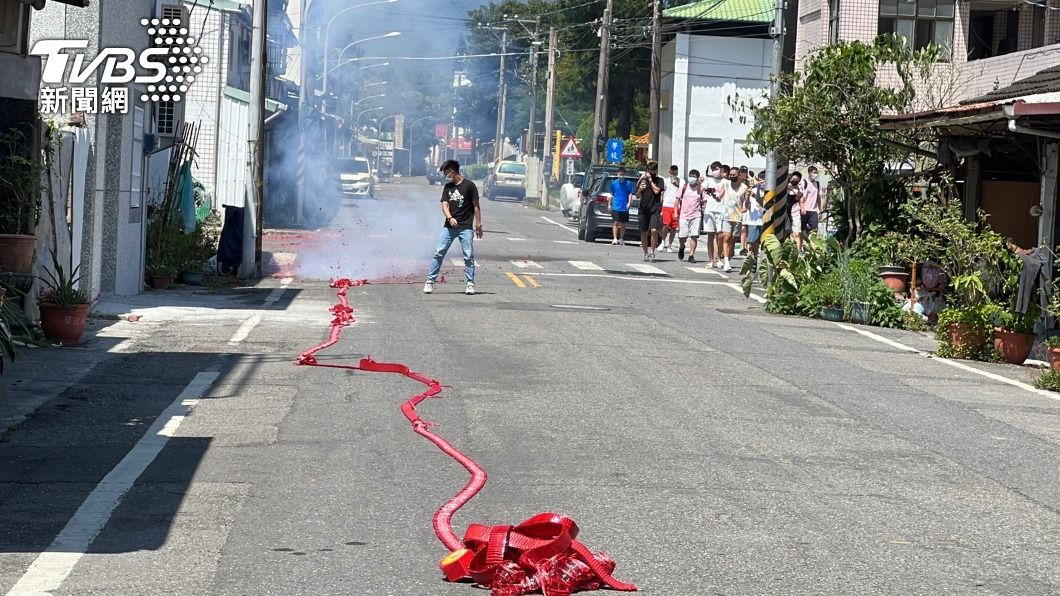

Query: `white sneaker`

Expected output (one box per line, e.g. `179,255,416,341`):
664,245,673,253
712,261,722,269
423,282,434,294
724,258,733,273
465,282,475,295
619,239,625,246
611,239,619,245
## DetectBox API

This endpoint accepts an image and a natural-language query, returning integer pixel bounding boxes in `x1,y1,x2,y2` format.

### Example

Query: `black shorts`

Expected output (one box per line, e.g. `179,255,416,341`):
802,211,819,233
611,211,629,223
639,210,662,233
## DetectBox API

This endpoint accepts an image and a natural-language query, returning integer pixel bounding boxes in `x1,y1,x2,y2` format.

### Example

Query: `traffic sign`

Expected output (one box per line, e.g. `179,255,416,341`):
559,136,582,159
605,138,623,163
566,159,575,176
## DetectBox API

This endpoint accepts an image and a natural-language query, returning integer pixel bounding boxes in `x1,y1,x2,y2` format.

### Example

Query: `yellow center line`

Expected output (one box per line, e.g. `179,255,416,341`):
522,275,541,288
505,272,526,288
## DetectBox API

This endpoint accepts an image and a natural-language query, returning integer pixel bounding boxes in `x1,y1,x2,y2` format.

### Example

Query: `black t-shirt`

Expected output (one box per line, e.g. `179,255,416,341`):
637,175,664,214
441,178,479,229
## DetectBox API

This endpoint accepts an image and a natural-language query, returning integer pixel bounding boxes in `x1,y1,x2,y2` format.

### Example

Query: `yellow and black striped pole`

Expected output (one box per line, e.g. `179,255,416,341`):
762,161,790,241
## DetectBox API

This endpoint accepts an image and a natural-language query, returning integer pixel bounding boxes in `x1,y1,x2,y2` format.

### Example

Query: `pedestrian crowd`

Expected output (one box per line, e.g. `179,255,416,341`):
608,160,824,270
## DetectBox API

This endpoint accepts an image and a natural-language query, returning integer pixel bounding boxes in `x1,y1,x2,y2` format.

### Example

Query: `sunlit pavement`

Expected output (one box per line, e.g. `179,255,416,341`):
2,177,1060,595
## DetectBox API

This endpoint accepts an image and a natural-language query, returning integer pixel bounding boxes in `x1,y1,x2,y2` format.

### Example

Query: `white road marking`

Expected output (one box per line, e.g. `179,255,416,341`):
627,263,668,275
511,260,543,269
506,237,528,242
724,283,767,303
6,371,221,596
450,259,480,267
537,272,732,286
553,240,577,245
568,261,604,271
541,216,578,234
263,277,293,306
107,338,136,353
227,314,263,345
833,323,1060,402
686,266,728,279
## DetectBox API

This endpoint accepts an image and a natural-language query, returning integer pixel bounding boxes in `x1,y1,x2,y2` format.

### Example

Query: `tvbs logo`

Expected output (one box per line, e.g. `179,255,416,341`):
31,17,209,106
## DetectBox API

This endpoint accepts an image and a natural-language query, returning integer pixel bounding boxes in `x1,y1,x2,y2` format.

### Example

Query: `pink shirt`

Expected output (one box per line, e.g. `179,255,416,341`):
801,178,819,212
677,185,704,220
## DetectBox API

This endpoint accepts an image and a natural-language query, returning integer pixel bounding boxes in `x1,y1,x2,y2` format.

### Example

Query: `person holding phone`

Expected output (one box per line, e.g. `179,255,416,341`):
636,161,665,262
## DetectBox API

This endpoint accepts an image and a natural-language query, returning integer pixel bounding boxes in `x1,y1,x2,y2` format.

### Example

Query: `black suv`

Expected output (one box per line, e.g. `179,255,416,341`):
577,171,643,243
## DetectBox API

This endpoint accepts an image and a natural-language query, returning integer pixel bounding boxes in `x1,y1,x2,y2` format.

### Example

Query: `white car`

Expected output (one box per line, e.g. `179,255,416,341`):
336,157,374,198
560,172,585,219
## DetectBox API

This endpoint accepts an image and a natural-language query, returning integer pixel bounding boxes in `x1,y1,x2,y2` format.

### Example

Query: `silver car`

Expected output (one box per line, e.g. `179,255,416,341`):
485,161,526,200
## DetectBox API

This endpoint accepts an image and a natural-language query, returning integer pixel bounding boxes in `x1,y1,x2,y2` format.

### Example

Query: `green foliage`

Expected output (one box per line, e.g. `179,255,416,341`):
868,281,904,328
38,252,90,308
799,270,844,314
1034,369,1060,392
0,292,14,376
734,36,937,241
1043,336,1060,349
0,127,44,235
902,312,930,332
935,305,997,360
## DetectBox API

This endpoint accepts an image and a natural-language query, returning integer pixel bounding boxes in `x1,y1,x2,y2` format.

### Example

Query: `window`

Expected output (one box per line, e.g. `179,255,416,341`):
1033,6,1046,48
498,163,526,175
879,0,955,61
828,0,840,45
156,100,176,136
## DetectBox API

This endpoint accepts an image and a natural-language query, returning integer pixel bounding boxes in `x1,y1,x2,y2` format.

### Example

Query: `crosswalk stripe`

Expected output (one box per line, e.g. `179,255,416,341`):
568,261,604,270
553,240,577,245
686,266,728,278
450,259,480,267
627,263,668,275
506,237,528,242
511,260,543,269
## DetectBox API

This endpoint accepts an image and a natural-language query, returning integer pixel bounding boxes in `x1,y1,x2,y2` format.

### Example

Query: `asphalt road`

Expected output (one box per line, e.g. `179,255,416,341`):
1,177,1059,595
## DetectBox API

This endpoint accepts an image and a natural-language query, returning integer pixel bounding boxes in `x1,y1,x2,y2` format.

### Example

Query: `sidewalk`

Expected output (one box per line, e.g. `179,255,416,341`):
0,282,295,438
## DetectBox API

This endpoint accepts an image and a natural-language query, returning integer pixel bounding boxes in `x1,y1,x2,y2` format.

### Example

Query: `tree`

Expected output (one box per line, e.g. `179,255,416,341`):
735,35,936,242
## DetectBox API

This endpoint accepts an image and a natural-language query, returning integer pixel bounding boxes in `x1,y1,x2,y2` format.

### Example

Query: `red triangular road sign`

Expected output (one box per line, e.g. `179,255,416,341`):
560,136,583,159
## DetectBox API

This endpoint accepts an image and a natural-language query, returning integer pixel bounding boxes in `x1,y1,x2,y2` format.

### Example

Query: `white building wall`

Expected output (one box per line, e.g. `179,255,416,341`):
216,92,248,208
665,34,771,176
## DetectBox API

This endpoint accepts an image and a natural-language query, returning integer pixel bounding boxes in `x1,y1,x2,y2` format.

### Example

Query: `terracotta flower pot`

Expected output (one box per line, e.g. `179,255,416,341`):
878,265,909,295
39,303,91,345
150,273,174,290
947,323,987,355
0,234,36,274
1049,347,1060,371
993,327,1034,365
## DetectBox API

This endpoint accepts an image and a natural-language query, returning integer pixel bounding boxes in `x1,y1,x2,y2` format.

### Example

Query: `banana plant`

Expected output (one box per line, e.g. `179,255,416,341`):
742,234,799,299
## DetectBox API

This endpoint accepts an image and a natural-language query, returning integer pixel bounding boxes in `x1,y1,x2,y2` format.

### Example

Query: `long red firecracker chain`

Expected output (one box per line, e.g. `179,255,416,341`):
295,278,638,596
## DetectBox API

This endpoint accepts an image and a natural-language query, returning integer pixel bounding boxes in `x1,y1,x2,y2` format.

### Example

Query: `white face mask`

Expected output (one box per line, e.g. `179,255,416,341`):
810,173,818,181
446,173,455,183
687,176,698,185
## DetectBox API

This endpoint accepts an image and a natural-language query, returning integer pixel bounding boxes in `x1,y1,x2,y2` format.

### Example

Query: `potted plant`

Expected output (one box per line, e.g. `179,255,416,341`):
841,259,877,325
1044,336,1060,371
993,309,1037,365
799,270,844,321
146,243,179,290
0,128,44,274
37,253,92,345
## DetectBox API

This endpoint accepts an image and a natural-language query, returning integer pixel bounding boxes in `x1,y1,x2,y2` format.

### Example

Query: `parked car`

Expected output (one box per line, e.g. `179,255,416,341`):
426,168,446,185
577,172,642,242
336,156,375,199
560,172,585,219
484,161,527,200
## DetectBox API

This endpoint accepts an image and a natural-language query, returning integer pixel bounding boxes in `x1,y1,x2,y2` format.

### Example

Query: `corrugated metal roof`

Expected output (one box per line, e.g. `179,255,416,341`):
663,0,774,23
964,63,1060,104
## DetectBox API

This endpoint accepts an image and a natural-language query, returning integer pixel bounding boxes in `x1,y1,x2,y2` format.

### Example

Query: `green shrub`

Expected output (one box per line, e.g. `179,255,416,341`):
1034,370,1060,392
935,305,996,360
799,270,844,316
868,281,904,328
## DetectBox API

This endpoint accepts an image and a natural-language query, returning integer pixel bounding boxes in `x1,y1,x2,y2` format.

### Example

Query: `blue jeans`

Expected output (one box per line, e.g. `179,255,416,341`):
426,227,475,284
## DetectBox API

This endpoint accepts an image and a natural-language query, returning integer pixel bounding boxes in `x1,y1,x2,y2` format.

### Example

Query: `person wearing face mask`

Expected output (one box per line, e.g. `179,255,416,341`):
660,164,681,252
610,167,634,245
676,169,705,263
635,161,665,262
745,172,766,261
802,165,821,240
702,163,728,269
424,160,483,296
788,171,805,254
720,168,749,273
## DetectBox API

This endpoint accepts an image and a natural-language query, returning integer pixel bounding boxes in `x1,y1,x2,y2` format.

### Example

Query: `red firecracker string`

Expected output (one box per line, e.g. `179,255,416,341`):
296,278,637,596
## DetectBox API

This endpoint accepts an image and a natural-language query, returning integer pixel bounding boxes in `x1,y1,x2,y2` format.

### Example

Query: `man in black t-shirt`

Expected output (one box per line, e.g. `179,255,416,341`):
636,161,665,262
424,160,483,295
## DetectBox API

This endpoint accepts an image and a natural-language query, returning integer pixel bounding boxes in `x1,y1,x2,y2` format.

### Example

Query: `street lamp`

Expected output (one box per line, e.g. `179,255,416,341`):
353,93,386,107
324,32,401,97
356,106,384,127
321,0,397,94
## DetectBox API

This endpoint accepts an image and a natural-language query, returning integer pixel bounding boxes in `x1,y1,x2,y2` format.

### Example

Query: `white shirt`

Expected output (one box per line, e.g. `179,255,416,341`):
662,176,680,208
704,177,727,214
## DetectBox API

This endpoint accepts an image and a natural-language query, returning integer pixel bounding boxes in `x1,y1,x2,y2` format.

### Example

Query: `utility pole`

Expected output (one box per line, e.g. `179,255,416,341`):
648,0,662,161
296,0,312,226
591,0,613,164
541,26,558,208
526,16,541,157
243,0,267,279
494,28,508,162
762,0,798,241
